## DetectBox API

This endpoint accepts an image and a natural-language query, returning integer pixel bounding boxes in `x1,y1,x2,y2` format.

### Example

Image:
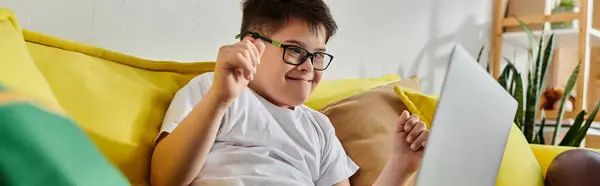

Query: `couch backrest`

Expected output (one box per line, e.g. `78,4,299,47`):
23,30,215,185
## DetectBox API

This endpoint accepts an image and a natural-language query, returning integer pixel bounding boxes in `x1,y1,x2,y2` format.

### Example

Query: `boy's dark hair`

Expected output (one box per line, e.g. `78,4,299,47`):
240,0,338,42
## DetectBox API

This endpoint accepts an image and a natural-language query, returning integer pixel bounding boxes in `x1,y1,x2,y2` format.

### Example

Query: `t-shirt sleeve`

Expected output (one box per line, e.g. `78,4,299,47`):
315,117,359,186
157,76,212,136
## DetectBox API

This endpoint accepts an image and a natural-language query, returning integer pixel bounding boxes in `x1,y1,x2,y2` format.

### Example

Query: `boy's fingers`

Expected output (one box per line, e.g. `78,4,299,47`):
396,110,411,133
235,53,254,81
241,49,253,71
411,130,430,150
253,37,266,57
404,114,420,132
242,37,260,67
244,41,259,69
241,50,255,80
407,121,426,143
250,43,260,67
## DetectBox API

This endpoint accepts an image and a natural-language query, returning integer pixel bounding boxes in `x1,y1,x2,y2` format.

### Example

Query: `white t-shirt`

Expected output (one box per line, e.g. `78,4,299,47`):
158,72,359,186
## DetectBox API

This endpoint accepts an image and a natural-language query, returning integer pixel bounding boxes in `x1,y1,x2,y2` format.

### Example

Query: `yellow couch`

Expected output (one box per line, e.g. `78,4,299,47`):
0,8,596,186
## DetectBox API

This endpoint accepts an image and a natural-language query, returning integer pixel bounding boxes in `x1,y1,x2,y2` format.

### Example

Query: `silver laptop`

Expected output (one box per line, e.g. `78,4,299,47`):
414,45,517,186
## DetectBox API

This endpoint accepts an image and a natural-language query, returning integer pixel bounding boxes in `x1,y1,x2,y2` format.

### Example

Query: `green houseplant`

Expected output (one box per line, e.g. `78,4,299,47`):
479,18,600,146
551,0,578,29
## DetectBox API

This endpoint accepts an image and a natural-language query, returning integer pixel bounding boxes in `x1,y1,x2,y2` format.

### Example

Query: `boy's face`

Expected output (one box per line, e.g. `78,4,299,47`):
249,19,328,108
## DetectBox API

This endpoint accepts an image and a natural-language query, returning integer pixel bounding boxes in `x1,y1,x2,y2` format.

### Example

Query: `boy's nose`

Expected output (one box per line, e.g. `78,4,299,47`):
297,57,314,73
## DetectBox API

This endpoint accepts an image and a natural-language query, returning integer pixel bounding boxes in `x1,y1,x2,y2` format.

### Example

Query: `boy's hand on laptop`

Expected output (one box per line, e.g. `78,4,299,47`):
213,36,266,103
393,110,430,173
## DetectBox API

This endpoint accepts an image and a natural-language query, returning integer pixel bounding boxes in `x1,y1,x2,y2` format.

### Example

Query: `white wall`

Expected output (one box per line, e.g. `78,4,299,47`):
2,0,493,94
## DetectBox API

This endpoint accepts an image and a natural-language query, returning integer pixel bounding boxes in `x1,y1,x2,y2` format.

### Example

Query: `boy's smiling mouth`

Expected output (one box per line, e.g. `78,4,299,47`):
285,76,313,82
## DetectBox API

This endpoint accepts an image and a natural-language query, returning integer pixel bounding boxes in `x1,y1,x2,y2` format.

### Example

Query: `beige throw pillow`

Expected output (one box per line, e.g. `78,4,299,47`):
320,77,421,186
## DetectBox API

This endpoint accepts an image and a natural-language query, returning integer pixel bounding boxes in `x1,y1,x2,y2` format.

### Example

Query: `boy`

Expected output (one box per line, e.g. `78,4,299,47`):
151,0,430,185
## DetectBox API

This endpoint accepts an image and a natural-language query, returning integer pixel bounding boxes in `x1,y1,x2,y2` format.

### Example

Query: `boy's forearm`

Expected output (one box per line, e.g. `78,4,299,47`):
372,157,417,186
151,89,230,186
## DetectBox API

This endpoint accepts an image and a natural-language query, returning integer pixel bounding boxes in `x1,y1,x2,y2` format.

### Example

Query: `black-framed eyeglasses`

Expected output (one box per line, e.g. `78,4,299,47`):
235,31,334,71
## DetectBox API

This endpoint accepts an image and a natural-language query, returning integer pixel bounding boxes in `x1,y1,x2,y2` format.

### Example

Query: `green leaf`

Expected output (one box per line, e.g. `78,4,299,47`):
527,68,534,99
538,34,555,94
523,69,539,143
559,0,576,7
509,73,516,95
571,102,600,147
502,58,524,128
533,134,540,144
531,29,546,89
534,34,555,144
551,63,580,145
559,110,587,146
498,66,512,90
516,17,539,58
534,111,546,144
532,34,546,98
503,57,516,93
523,89,536,142
517,18,547,142
515,118,522,130
477,45,484,62
538,114,546,144
524,29,551,143
507,71,513,92
511,68,524,129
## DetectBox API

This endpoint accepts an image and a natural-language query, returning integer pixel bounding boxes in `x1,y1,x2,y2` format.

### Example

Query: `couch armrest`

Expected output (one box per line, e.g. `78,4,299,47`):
530,144,600,177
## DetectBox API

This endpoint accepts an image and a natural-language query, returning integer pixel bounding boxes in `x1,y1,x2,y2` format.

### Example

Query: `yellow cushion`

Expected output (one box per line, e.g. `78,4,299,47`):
393,86,438,127
495,125,544,186
530,144,600,177
23,30,215,185
0,8,62,111
306,74,401,110
392,88,544,186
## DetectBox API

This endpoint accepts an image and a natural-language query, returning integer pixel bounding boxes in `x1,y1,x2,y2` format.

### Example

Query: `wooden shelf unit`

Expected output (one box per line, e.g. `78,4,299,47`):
491,0,600,121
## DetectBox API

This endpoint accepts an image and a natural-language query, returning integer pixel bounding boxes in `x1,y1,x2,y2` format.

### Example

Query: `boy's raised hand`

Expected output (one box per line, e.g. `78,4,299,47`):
393,110,430,173
213,36,266,103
